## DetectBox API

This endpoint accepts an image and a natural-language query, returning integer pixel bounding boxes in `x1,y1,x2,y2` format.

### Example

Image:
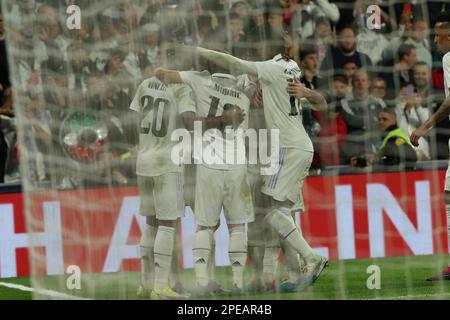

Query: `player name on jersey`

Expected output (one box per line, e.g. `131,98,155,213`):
147,80,167,92
213,83,241,99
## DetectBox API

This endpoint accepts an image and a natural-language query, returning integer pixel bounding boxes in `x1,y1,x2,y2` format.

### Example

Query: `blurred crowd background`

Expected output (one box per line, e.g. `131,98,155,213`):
0,0,449,190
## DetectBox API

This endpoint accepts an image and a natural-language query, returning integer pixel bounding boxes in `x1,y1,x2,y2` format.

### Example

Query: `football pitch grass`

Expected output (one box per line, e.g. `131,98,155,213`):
1,255,449,300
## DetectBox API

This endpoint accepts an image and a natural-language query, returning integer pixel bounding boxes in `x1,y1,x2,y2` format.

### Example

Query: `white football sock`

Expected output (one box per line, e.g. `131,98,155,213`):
266,208,315,263
193,228,214,287
282,240,301,283
207,235,216,283
263,245,279,285
154,226,175,289
248,216,265,282
248,245,264,282
263,220,280,285
140,224,157,291
228,226,247,289
169,241,180,286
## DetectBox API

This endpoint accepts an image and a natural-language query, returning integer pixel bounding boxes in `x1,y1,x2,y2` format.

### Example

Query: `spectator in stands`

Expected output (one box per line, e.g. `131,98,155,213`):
382,43,417,100
353,0,394,34
118,0,139,28
137,23,161,77
314,74,349,166
373,108,417,171
42,55,69,121
3,0,448,190
273,0,300,26
246,4,266,43
22,96,51,185
229,12,248,58
342,61,357,87
0,116,7,183
340,69,386,164
320,26,372,79
36,5,71,62
258,4,296,59
350,108,417,172
299,45,324,137
356,23,390,67
266,3,287,41
370,77,387,101
0,14,12,117
300,45,325,90
159,0,189,42
382,16,431,68
83,147,133,188
408,17,432,68
0,114,16,183
395,62,434,160
291,0,340,40
302,16,335,69
67,41,89,96
192,15,214,46
230,0,253,34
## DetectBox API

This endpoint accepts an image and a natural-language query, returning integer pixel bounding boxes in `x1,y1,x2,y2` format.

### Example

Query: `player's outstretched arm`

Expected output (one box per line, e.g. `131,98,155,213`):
287,79,328,111
154,67,182,83
181,110,245,131
196,47,258,77
410,96,450,146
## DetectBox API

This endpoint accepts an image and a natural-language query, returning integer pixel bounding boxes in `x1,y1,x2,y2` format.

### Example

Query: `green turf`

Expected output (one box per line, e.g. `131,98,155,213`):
1,254,449,300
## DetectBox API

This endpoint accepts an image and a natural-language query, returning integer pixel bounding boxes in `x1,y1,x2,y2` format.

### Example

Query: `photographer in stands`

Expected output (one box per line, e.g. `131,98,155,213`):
351,108,417,172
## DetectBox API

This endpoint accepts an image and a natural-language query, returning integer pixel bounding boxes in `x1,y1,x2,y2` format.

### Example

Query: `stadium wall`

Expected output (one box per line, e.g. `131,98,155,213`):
0,170,448,278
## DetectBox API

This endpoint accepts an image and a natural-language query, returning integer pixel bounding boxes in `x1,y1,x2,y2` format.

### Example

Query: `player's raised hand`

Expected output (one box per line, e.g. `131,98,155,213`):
287,78,308,98
410,125,427,147
223,106,245,128
154,67,166,81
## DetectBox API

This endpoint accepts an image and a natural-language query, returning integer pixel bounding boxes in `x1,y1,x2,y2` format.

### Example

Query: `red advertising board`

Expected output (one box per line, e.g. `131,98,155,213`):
0,170,448,278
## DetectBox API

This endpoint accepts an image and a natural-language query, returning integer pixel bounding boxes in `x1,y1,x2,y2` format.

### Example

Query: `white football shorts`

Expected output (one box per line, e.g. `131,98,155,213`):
194,165,254,227
137,173,185,220
261,148,313,212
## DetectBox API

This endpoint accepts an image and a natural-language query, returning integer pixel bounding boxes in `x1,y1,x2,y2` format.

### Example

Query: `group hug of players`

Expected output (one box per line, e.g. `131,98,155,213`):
131,42,329,300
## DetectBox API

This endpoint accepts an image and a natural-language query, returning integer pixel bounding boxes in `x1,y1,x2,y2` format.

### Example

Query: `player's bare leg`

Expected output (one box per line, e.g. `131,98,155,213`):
426,191,450,281
138,216,157,298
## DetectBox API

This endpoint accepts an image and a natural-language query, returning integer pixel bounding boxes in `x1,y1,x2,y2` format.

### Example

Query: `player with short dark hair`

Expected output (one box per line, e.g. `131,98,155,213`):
410,10,450,281
192,39,329,292
131,64,196,300
155,60,254,296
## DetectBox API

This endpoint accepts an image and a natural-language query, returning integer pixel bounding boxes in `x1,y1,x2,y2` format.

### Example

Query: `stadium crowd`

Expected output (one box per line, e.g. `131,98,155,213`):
0,0,449,188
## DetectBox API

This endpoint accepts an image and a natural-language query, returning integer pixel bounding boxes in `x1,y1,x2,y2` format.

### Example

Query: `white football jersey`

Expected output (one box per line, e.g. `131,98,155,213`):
179,70,250,169
443,52,450,99
254,54,314,152
130,77,195,176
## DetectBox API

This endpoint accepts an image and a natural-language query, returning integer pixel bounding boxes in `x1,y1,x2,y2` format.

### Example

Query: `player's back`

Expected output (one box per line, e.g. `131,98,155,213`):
180,71,249,121
254,55,313,152
179,70,250,169
130,77,194,176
